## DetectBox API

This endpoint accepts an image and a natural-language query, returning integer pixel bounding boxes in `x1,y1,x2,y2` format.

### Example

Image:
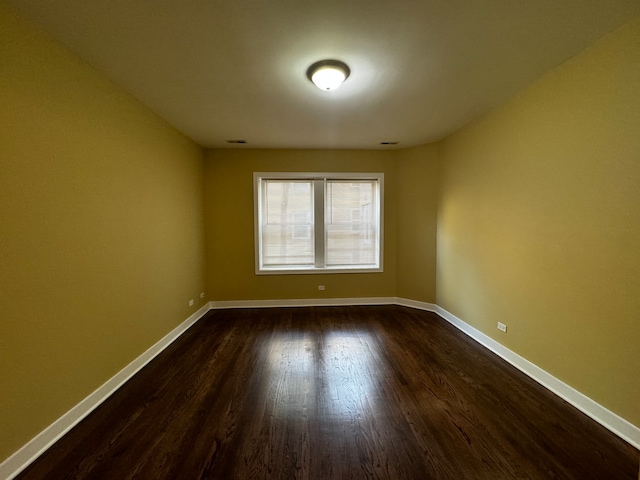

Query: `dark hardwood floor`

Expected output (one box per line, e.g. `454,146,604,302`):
16,306,638,479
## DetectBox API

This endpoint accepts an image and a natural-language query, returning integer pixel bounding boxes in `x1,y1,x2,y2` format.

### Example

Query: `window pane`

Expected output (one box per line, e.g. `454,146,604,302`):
261,181,313,266
325,181,377,266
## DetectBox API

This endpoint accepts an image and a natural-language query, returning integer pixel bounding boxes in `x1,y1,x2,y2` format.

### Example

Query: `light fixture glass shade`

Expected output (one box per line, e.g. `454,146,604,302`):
311,65,346,91
307,60,350,91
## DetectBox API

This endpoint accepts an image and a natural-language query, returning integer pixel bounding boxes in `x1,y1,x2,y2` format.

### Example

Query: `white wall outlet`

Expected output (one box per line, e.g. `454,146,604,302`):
200,292,205,299
497,322,507,332
188,299,194,307
318,285,325,291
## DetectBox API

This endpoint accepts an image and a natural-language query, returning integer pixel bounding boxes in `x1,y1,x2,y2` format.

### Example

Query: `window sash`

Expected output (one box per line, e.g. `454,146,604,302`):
260,180,314,267
325,180,378,267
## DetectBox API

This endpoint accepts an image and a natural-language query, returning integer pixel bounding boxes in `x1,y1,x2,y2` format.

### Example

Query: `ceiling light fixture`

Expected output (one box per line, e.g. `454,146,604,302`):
306,60,350,91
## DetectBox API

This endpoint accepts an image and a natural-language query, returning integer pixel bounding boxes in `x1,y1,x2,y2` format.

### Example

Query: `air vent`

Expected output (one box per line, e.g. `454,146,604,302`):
380,141,399,145
226,139,247,144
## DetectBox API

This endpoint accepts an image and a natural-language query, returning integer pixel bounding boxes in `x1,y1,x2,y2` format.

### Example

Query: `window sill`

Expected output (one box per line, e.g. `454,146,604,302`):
256,266,383,275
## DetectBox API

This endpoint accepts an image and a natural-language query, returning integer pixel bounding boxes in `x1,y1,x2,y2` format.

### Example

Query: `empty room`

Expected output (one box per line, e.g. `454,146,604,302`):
1,0,639,478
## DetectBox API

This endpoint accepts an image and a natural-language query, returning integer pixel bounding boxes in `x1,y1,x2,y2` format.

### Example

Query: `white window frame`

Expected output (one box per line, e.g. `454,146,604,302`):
254,172,384,274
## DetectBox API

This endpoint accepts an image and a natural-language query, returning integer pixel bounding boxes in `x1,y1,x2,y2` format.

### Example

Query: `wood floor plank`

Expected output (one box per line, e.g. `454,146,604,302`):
15,306,638,479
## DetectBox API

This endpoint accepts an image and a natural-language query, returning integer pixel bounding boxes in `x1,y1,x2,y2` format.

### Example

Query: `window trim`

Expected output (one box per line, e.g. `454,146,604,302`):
254,172,384,275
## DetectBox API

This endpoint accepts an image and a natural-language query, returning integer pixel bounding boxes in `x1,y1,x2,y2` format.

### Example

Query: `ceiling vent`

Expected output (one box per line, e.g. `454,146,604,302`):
226,140,247,144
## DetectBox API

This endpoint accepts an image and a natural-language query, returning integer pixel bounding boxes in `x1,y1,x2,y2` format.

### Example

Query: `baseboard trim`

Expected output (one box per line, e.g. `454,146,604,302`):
3,297,638,479
394,297,439,313
209,297,397,309
0,304,210,480
396,299,640,450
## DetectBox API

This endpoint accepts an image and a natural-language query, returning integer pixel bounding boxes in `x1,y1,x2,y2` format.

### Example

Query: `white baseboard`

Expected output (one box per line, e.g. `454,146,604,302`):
394,297,439,313
209,297,397,309
3,297,638,480
395,298,640,450
0,304,210,480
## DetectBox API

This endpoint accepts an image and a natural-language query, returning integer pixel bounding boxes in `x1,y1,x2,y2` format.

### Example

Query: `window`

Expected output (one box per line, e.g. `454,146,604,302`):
254,172,383,274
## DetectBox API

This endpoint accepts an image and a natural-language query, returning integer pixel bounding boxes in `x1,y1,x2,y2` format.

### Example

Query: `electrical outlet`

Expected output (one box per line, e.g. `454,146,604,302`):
188,299,194,307
318,285,325,291
200,292,205,299
497,322,507,333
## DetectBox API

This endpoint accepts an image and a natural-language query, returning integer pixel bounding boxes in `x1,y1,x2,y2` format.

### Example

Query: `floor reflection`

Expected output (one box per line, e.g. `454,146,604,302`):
264,328,380,422
265,330,316,419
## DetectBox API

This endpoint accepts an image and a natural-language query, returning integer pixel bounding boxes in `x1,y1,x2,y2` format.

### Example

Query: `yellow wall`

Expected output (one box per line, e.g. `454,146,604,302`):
0,4,206,461
438,16,640,426
204,149,399,301
396,144,440,303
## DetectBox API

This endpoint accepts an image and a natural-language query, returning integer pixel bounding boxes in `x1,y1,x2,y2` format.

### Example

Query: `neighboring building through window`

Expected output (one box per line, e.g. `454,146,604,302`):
254,172,383,273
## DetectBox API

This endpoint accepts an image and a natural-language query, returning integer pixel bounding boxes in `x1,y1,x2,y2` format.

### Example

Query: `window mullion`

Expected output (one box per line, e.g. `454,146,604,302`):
313,179,325,268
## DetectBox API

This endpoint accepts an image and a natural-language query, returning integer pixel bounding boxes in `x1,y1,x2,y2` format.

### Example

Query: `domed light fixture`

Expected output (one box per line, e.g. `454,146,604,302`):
306,59,350,91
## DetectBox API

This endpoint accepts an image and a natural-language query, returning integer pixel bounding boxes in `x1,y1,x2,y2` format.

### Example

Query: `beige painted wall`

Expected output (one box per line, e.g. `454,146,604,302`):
438,16,640,426
0,4,206,461
204,149,398,301
396,144,440,303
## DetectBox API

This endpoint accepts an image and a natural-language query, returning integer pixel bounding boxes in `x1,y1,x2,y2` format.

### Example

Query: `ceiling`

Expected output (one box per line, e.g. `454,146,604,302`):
6,0,640,150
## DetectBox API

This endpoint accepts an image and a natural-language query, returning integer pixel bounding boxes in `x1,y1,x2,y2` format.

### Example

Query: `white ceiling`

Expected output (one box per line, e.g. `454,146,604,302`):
6,0,640,149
